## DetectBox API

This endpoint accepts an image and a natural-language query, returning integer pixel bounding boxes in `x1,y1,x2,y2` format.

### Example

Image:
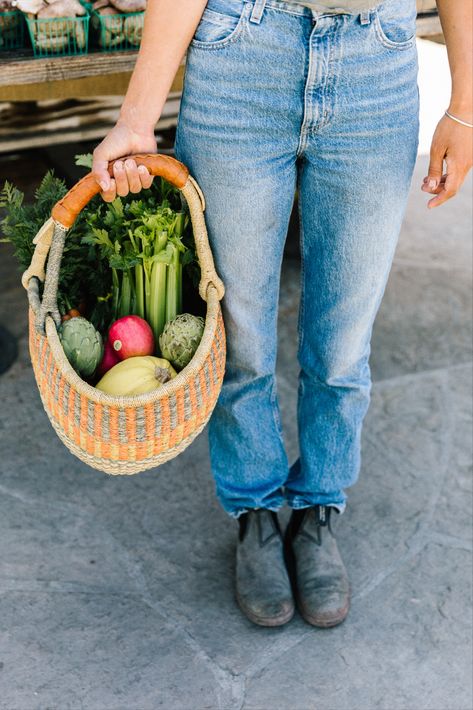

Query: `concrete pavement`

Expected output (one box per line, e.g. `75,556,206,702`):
0,154,471,710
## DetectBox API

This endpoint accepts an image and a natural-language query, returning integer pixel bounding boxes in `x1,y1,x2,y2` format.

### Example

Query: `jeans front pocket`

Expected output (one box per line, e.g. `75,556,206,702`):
191,0,249,49
373,0,416,50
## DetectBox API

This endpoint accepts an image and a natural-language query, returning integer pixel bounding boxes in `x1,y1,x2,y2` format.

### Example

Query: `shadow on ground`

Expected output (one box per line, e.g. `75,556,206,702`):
0,156,471,710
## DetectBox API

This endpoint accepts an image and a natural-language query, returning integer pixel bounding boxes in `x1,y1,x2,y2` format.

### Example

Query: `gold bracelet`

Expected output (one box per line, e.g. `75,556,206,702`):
445,110,473,128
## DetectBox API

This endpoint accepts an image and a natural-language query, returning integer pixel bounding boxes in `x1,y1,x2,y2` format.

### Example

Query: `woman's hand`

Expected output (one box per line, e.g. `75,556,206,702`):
92,120,158,202
422,112,473,209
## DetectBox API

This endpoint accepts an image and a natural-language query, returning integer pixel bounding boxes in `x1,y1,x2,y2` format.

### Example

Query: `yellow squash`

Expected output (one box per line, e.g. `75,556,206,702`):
96,356,177,396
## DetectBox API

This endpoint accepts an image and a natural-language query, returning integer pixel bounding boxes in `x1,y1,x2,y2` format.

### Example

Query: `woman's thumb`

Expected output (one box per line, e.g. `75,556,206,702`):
92,152,111,192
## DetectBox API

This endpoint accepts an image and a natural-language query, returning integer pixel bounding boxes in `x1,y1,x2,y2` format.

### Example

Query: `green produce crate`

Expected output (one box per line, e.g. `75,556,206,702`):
0,10,26,51
26,8,90,57
91,9,144,52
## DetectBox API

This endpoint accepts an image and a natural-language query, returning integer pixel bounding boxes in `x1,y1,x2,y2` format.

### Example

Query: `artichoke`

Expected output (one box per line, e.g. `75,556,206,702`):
159,314,205,371
59,317,104,378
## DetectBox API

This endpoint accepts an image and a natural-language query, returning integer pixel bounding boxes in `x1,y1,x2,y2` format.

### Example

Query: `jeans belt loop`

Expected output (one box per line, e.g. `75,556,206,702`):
359,10,372,25
250,0,267,24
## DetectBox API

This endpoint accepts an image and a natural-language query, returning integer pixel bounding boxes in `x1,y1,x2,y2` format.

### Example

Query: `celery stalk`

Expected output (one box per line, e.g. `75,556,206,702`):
112,268,120,320
135,264,145,318
149,261,167,346
149,233,171,345
129,269,136,316
144,268,152,324
174,212,186,239
176,261,182,314
165,243,181,324
118,269,132,318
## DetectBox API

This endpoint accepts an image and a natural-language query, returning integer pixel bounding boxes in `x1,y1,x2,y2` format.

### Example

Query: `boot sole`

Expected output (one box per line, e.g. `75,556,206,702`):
236,593,295,627
297,593,350,628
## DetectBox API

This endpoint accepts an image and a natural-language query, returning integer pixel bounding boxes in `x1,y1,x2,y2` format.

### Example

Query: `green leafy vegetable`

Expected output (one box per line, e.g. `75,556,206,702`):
74,153,94,169
0,171,112,324
83,187,195,344
1,158,201,342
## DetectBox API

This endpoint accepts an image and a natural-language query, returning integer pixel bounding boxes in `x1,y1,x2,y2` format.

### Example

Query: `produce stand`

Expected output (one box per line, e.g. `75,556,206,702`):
0,49,184,152
0,50,185,101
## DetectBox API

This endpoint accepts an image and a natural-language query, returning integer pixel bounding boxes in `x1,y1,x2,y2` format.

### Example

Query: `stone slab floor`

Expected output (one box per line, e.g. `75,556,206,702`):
0,156,471,710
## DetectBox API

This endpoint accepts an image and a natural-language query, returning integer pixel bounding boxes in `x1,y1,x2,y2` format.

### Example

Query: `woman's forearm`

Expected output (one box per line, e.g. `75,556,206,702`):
436,0,473,120
119,0,208,132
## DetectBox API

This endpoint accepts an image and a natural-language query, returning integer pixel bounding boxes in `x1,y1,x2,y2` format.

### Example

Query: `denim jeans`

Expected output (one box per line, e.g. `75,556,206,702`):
174,0,419,517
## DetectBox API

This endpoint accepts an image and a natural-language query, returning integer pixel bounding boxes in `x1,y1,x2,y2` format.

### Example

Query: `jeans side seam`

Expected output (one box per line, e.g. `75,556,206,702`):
270,378,284,438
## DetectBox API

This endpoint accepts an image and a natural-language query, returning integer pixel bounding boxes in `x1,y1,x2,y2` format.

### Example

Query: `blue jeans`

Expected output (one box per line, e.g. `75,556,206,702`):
174,0,419,517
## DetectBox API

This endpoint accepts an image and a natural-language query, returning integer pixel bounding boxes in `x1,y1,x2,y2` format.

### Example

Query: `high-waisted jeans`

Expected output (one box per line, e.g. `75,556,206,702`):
174,0,419,517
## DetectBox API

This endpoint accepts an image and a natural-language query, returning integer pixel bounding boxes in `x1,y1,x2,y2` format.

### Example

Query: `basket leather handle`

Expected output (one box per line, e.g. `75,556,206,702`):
52,154,189,228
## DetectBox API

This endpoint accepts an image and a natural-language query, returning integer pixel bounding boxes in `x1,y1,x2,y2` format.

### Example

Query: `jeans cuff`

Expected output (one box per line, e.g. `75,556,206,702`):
286,493,346,514
219,493,286,519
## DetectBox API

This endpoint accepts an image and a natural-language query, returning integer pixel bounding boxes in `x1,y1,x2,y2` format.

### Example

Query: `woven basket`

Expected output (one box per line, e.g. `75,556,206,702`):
22,155,226,475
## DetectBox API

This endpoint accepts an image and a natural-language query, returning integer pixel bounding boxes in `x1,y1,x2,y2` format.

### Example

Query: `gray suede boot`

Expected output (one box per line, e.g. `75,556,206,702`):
285,505,350,628
236,509,295,627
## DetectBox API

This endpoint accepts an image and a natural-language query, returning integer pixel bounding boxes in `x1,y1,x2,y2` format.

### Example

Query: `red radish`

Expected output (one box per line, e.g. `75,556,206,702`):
108,316,155,360
97,339,120,377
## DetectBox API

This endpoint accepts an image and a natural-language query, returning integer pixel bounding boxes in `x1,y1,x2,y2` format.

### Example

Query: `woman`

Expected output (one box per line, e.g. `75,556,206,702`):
92,0,472,628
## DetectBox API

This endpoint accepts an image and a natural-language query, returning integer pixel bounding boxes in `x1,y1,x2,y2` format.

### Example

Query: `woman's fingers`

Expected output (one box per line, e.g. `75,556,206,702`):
124,158,142,193
97,158,153,200
92,153,112,193
118,160,154,195
427,169,463,209
424,139,445,193
421,174,446,194
101,178,117,203
113,161,129,197
423,152,468,208
138,164,154,189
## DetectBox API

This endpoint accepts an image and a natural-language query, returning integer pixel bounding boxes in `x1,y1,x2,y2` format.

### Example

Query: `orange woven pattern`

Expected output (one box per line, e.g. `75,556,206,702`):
28,306,226,474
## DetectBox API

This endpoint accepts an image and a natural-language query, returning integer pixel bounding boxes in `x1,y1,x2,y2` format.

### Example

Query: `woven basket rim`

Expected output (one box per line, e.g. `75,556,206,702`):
42,283,222,408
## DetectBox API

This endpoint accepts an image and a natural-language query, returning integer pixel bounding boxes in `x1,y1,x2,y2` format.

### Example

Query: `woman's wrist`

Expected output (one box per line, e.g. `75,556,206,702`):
446,100,473,124
117,107,160,137
448,85,473,122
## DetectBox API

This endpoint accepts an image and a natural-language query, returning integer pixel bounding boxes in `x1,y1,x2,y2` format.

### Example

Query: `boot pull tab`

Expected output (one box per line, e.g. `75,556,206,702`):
314,505,332,545
315,505,330,527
